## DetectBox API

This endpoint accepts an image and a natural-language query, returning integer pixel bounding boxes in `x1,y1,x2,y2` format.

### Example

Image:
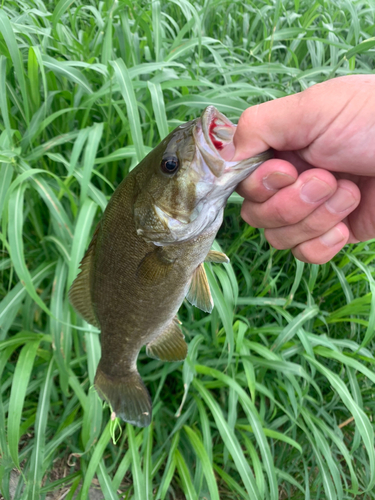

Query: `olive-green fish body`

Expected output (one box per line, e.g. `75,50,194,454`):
69,106,272,427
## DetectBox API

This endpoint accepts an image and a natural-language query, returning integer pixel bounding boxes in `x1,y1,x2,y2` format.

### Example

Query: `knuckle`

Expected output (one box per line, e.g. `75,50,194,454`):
272,204,300,226
300,217,322,236
241,204,260,228
264,229,291,250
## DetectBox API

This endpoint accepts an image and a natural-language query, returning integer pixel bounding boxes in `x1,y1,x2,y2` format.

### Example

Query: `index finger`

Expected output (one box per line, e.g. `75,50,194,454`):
236,158,298,203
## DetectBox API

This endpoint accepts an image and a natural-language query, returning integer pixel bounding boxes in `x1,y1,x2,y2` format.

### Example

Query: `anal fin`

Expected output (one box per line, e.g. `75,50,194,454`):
186,263,214,313
146,317,187,361
69,225,100,327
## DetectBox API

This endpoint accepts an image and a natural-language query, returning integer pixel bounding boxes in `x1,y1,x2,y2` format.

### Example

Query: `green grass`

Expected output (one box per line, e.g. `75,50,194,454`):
1,0,375,498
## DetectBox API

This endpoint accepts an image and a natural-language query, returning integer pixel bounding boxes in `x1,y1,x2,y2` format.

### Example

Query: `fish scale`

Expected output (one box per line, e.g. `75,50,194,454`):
69,106,272,427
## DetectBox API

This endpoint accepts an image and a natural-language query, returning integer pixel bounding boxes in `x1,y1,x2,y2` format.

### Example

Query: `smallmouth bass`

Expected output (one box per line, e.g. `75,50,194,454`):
69,106,272,427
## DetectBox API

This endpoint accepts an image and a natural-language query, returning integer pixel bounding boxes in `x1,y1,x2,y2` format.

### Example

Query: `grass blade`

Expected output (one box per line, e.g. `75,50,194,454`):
68,198,97,287
306,355,375,491
0,163,13,222
41,55,92,94
80,123,104,203
184,426,219,500
7,340,40,469
195,365,278,500
51,0,76,26
148,81,169,140
27,358,54,500
97,460,119,500
8,185,51,315
0,56,12,141
78,421,112,500
193,379,262,500
127,425,144,500
0,10,29,123
110,58,145,162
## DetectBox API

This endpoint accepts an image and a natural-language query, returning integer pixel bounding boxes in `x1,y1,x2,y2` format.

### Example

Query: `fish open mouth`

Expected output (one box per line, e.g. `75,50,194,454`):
199,106,273,179
194,106,238,177
201,106,236,157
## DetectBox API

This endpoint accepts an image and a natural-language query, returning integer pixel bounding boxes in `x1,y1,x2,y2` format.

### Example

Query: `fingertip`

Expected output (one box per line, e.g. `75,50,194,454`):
237,159,298,202
320,223,350,248
220,142,235,161
292,222,349,264
231,104,268,161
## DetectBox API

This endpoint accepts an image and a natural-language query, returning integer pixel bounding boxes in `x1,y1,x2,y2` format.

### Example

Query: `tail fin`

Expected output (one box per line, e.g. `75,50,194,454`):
94,365,152,427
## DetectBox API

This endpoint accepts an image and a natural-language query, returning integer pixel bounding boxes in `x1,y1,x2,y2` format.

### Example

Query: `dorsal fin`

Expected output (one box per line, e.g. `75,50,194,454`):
69,225,100,327
186,263,214,313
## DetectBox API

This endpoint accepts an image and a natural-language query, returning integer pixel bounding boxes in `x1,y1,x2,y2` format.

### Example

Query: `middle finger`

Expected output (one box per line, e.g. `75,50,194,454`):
264,179,360,249
241,168,337,229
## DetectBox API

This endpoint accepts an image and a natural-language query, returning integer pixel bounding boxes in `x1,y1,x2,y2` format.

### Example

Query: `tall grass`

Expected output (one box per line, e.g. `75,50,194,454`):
1,0,375,498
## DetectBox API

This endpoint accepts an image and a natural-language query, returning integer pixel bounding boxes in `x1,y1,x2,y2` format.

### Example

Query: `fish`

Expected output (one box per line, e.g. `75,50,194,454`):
69,106,272,427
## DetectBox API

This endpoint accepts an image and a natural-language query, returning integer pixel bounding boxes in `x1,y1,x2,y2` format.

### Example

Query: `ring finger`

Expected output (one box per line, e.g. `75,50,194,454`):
264,179,360,249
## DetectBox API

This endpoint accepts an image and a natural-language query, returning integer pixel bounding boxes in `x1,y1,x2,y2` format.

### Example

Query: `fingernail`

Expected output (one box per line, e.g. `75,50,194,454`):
320,226,346,247
325,187,356,214
300,178,333,203
263,172,296,190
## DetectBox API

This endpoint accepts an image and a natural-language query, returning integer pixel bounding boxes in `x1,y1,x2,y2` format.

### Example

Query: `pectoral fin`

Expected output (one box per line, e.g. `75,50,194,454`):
69,225,99,327
146,317,187,361
137,248,175,283
186,263,214,313
205,250,230,263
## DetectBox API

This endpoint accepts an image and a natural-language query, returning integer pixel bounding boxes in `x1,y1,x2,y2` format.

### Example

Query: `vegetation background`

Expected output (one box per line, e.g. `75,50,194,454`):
1,0,375,498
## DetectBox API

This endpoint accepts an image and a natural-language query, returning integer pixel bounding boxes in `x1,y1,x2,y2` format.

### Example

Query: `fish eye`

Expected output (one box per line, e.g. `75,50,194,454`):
161,157,179,174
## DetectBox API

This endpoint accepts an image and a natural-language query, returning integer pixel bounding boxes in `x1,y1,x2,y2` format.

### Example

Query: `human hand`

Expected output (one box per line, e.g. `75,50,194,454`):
222,75,375,264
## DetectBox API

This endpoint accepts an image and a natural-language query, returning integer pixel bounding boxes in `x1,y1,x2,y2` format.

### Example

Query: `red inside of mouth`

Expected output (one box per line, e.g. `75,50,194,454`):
209,119,223,150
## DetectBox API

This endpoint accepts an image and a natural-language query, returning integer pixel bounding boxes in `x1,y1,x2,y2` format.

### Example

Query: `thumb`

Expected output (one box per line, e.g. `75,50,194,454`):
227,75,375,166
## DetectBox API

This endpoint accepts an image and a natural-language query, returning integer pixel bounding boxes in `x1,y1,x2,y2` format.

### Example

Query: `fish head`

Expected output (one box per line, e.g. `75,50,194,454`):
133,106,272,244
